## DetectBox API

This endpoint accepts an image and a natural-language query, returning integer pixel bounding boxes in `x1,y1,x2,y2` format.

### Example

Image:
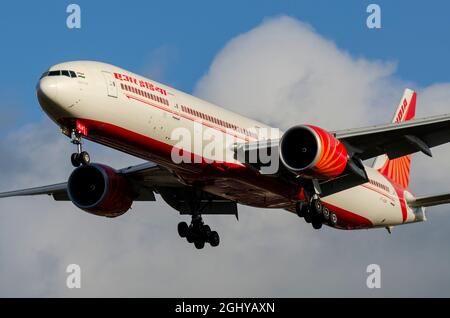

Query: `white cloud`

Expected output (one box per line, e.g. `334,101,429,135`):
1,16,450,297
195,16,404,131
142,45,178,83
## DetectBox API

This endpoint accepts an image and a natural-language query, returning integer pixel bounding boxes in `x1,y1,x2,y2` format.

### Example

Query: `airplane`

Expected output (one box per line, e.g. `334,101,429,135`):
1,60,450,249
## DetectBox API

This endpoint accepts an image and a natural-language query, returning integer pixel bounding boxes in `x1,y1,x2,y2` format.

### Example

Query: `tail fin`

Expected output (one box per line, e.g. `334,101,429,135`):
373,88,417,189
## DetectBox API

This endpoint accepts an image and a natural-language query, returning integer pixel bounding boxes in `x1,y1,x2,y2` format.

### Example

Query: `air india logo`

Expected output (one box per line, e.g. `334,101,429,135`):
395,98,408,123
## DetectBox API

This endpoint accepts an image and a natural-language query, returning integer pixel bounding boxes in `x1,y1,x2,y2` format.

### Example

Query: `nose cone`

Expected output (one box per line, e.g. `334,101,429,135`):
37,77,58,101
36,76,64,123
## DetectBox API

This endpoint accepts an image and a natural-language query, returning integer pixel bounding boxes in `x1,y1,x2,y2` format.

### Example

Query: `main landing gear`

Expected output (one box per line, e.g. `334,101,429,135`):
296,197,338,230
70,129,91,167
177,215,220,249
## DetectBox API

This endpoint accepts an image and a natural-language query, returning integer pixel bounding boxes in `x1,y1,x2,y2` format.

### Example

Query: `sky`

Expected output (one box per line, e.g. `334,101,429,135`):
1,1,450,297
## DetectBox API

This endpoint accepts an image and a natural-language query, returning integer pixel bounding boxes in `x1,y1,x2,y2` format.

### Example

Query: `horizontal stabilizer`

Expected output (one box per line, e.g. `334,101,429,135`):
408,192,450,208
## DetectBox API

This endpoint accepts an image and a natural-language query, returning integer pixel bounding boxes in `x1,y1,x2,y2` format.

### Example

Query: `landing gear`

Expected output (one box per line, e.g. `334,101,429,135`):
70,130,90,167
178,215,220,249
296,197,338,230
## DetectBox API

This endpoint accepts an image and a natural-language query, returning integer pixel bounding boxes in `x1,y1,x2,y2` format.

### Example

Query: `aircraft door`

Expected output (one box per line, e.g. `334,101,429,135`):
172,103,181,121
102,71,118,98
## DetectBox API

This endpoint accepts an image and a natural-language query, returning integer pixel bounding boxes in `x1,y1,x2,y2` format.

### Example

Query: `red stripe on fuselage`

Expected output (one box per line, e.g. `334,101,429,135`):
390,181,408,223
361,184,395,202
322,201,373,230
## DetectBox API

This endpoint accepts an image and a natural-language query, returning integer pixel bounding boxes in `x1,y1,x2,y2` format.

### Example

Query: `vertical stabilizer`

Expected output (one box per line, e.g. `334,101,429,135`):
372,89,417,189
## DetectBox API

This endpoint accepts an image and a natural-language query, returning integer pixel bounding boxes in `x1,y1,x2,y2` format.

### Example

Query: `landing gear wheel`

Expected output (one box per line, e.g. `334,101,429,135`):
312,221,323,230
186,230,194,243
71,153,81,167
304,212,312,223
295,201,306,217
203,225,211,238
313,199,323,215
194,240,205,249
178,222,189,238
80,151,90,165
209,231,220,247
323,207,330,220
330,213,338,226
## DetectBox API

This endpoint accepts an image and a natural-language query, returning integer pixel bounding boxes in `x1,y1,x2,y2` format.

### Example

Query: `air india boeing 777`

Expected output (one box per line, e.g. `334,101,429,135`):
1,61,450,249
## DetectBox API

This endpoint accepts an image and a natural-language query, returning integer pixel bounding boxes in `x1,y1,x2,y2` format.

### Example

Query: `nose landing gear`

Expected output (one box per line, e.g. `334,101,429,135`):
70,129,91,167
178,215,220,249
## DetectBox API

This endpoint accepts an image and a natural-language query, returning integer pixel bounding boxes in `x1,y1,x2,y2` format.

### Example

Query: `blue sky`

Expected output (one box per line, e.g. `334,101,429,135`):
1,0,450,131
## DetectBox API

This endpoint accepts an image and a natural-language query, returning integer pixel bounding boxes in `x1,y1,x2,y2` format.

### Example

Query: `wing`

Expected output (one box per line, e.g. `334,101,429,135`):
0,161,238,216
235,113,450,167
0,162,182,202
118,162,183,201
334,113,450,160
408,192,450,208
0,183,68,200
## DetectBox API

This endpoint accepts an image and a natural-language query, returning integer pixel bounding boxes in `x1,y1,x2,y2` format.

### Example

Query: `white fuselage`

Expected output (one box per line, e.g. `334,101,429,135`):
37,61,426,230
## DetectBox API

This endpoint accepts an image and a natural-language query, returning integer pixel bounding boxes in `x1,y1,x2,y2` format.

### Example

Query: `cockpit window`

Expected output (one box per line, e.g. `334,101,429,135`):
41,70,78,79
48,70,61,76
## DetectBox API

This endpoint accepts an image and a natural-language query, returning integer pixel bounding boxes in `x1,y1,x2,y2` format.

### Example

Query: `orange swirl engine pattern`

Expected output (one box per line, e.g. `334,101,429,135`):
279,125,349,179
305,125,348,179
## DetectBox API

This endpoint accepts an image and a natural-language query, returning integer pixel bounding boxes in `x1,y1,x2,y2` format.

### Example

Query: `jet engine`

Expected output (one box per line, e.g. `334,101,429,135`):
67,164,134,217
279,125,349,179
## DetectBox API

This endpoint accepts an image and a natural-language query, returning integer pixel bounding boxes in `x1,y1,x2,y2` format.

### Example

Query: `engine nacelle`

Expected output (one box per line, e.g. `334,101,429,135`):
279,125,348,179
67,164,134,217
